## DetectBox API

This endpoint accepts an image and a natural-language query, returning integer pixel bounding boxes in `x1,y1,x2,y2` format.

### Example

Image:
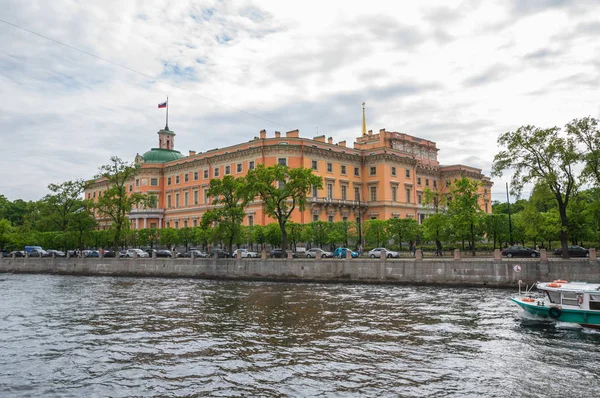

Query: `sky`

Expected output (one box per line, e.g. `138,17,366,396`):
1,0,599,203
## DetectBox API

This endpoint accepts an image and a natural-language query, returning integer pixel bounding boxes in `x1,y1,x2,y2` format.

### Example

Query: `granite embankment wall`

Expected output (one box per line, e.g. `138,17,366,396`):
1,255,599,287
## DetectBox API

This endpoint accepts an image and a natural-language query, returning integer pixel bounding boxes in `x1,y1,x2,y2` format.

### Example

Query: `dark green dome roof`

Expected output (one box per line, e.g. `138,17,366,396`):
142,148,185,163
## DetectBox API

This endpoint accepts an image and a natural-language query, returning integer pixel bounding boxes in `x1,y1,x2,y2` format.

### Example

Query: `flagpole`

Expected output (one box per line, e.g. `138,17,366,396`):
166,96,169,130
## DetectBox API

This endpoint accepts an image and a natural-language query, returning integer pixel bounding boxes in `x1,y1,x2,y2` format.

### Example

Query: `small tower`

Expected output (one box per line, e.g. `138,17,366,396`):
157,126,176,150
362,102,367,136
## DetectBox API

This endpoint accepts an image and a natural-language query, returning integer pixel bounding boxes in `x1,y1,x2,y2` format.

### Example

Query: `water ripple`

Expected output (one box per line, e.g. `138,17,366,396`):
0,274,599,397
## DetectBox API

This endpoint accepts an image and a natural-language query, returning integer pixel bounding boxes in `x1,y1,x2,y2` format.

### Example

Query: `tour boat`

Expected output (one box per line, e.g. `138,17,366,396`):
511,280,600,328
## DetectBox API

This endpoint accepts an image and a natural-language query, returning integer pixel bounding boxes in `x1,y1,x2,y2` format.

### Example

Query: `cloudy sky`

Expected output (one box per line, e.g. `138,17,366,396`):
1,0,599,202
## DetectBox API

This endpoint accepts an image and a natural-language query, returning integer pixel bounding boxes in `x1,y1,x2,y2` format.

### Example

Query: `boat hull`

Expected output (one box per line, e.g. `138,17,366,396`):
511,298,600,327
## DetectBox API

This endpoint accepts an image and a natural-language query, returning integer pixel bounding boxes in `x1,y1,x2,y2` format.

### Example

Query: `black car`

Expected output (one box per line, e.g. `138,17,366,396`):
501,245,540,258
270,249,298,258
157,250,175,258
208,249,232,258
554,245,589,257
145,249,173,258
103,250,117,258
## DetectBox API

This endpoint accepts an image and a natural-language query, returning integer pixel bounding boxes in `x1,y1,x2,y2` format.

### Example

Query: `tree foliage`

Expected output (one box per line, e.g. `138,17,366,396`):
246,164,322,253
204,175,253,253
566,117,600,186
92,157,148,251
493,124,580,258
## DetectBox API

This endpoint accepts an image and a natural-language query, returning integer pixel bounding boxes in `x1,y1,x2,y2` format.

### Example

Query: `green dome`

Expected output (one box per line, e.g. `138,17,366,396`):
142,148,185,163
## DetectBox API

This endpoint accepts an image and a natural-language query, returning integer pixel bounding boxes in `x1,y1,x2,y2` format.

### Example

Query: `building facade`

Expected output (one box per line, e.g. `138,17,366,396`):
86,125,493,230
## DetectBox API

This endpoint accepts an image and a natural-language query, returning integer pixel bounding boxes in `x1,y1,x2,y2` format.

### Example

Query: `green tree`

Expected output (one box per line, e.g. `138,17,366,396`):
205,175,253,254
246,164,323,254
306,221,330,249
160,228,179,251
566,117,600,186
0,219,15,251
265,222,282,248
178,227,195,252
364,219,387,247
251,225,267,252
421,213,450,252
37,180,95,250
493,124,580,258
286,222,305,251
446,177,483,255
138,228,160,250
93,157,148,251
386,218,419,250
482,214,508,249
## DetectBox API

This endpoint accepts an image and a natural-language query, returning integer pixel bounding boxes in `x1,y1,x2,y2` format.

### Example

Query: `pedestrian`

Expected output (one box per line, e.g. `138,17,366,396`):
358,245,363,257
411,244,416,257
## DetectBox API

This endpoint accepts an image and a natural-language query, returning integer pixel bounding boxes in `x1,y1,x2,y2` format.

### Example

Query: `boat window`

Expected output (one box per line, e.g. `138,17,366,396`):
590,294,600,311
546,291,560,303
561,292,578,306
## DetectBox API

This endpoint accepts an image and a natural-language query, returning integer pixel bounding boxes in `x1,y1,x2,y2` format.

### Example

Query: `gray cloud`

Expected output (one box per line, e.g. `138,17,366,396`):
463,64,512,87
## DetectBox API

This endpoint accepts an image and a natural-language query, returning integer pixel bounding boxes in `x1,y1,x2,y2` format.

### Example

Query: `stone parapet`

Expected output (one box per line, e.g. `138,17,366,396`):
2,257,600,287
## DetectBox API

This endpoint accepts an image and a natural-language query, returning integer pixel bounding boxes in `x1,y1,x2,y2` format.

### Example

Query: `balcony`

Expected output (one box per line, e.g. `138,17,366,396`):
129,208,165,217
308,197,368,208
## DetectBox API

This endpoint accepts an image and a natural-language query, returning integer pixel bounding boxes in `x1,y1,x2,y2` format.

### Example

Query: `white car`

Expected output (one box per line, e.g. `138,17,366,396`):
305,248,333,258
125,249,150,258
368,248,399,258
232,249,259,258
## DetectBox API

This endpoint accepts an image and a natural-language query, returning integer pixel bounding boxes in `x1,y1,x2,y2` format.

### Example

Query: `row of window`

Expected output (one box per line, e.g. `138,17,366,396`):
165,161,257,186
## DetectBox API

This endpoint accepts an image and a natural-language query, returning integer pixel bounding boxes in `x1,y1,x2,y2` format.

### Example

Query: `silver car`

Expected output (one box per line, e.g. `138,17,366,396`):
305,248,333,258
368,248,399,258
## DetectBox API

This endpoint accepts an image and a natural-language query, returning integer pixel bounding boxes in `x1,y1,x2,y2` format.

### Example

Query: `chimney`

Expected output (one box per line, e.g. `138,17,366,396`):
189,150,196,156
253,136,259,141
275,131,281,138
338,140,346,147
314,135,325,142
286,129,299,138
328,137,333,144
259,129,266,139
379,128,386,133
368,129,373,135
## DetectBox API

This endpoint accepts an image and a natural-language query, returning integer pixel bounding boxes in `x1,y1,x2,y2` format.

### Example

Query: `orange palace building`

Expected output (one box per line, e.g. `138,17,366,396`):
86,125,493,230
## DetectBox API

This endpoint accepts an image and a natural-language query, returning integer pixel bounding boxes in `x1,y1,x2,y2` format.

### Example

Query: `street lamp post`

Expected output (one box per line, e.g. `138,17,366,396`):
356,190,362,250
506,182,513,245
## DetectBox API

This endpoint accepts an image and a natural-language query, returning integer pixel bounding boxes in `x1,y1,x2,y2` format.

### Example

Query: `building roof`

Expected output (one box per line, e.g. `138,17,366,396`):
142,148,185,163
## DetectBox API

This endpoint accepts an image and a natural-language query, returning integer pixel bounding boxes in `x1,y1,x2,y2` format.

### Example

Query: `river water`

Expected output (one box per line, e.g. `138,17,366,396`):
0,274,598,397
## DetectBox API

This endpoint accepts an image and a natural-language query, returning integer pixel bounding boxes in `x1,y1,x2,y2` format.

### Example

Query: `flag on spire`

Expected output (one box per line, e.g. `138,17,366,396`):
158,101,167,108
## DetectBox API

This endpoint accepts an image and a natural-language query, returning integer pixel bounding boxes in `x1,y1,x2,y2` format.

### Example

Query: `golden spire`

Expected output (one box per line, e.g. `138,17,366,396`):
361,102,367,136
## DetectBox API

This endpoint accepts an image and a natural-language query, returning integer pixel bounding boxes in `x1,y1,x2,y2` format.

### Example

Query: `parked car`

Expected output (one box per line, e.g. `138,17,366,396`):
232,249,259,258
28,248,48,257
181,250,208,258
84,250,100,258
501,245,540,258
368,248,400,258
270,249,298,258
333,247,359,258
157,249,176,258
124,249,149,258
44,250,66,257
103,250,117,258
305,248,333,258
208,249,232,258
7,251,25,257
553,245,589,257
